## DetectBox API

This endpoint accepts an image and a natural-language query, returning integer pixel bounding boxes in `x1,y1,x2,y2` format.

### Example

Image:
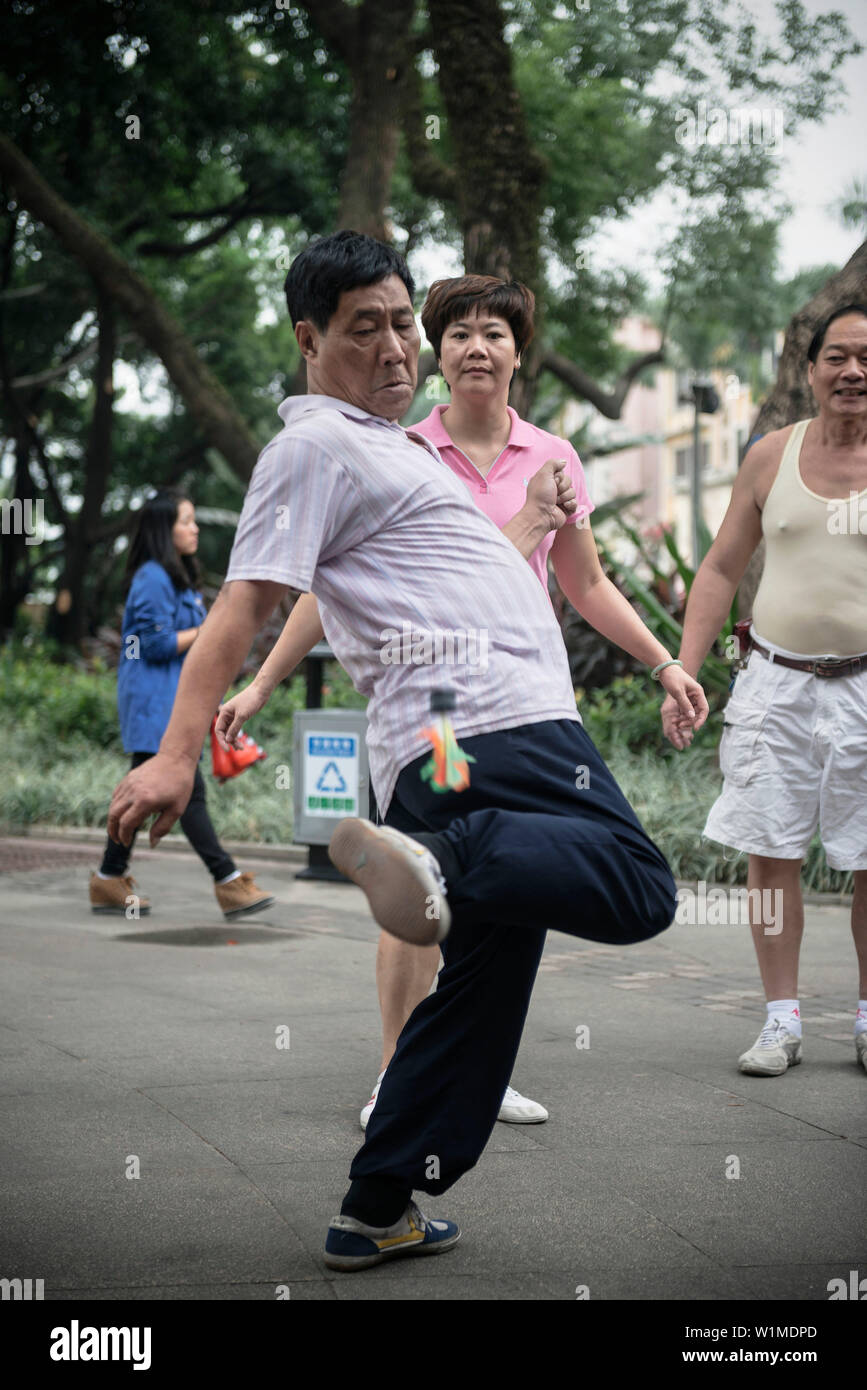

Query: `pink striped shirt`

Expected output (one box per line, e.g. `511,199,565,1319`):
413,405,594,590
225,395,581,813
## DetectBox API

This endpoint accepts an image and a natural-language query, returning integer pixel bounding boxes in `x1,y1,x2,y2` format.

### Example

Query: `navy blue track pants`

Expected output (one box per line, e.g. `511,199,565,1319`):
344,718,676,1218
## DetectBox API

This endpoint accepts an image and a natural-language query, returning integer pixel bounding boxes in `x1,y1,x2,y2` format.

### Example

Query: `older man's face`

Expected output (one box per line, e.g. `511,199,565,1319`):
808,313,867,419
299,274,419,420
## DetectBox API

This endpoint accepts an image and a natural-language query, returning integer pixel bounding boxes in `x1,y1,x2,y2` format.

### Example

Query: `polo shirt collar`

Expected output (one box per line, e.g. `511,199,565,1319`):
420,404,535,449
278,393,404,432
277,392,443,461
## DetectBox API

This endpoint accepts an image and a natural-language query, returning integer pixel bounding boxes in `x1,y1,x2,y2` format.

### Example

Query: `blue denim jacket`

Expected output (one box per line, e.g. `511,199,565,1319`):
117,560,206,753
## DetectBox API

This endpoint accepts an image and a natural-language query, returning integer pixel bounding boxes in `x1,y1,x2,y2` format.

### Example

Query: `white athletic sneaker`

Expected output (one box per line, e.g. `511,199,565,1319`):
856,1033,867,1074
738,1017,802,1076
360,1070,386,1131
329,819,450,947
498,1085,549,1124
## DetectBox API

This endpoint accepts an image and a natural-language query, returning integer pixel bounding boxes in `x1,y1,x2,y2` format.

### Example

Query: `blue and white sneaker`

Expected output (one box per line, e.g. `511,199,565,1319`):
324,1199,460,1271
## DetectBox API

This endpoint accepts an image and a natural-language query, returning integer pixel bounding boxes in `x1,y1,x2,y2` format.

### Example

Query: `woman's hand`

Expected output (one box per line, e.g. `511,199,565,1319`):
215,680,271,750
659,668,710,750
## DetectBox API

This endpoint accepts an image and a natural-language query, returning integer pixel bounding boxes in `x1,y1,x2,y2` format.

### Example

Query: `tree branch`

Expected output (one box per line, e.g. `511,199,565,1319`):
400,60,458,204
541,346,666,420
12,330,136,390
0,135,260,482
0,283,46,301
136,207,249,258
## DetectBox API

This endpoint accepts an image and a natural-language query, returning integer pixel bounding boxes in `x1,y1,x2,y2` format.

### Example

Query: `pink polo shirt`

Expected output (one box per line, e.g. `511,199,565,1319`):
413,405,595,590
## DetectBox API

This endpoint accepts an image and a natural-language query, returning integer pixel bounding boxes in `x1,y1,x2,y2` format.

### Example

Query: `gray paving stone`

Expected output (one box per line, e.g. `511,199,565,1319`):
1,840,863,1302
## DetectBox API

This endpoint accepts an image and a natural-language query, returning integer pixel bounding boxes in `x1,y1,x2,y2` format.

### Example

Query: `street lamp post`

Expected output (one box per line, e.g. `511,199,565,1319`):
680,376,720,568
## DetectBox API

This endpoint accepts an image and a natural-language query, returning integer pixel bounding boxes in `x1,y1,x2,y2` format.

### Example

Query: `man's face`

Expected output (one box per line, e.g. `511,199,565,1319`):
808,313,867,420
297,274,420,420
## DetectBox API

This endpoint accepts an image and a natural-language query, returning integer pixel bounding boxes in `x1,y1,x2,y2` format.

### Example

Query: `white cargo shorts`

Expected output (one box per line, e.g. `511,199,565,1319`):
703,629,867,869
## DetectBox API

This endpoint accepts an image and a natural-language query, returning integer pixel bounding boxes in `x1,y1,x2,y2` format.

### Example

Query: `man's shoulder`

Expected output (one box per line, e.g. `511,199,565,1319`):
261,402,400,465
742,421,802,468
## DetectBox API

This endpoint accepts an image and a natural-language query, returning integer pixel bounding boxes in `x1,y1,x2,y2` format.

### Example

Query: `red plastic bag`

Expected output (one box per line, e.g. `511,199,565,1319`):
209,715,267,783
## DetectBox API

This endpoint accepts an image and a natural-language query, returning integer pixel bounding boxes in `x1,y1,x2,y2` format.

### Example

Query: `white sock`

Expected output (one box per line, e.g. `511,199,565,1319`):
217,869,242,885
96,870,122,879
855,1001,867,1037
767,998,801,1038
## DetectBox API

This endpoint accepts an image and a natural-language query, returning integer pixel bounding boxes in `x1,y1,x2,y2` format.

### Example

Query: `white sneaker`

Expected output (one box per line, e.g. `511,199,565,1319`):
738,1017,802,1076
360,1070,386,1131
498,1084,548,1124
856,1033,867,1074
329,819,450,947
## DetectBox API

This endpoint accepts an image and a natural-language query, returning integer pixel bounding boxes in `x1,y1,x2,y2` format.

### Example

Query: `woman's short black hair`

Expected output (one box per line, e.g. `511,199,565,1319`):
284,229,415,331
807,304,867,363
124,489,200,595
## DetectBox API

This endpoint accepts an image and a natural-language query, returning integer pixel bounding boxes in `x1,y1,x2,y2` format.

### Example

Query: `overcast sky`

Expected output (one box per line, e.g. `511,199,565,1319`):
590,0,867,288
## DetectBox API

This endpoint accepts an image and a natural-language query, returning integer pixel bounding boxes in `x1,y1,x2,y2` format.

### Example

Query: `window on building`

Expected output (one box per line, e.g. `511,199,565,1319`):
675,442,710,478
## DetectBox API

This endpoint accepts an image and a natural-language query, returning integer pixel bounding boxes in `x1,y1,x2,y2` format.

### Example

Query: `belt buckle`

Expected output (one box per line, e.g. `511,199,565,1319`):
814,658,849,678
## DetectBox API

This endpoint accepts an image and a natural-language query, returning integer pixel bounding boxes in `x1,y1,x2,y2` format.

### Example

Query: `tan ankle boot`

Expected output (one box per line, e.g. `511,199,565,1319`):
214,872,276,921
89,872,151,915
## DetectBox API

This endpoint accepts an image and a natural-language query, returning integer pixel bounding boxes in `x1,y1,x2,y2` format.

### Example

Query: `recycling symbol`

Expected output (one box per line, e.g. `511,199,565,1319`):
315,760,347,793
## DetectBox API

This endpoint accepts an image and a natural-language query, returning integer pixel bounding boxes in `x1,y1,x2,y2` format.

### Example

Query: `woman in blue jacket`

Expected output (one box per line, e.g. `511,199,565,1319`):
90,489,274,921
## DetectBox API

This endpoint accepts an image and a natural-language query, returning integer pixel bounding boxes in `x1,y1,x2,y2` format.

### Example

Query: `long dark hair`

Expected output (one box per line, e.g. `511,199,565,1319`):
124,489,201,595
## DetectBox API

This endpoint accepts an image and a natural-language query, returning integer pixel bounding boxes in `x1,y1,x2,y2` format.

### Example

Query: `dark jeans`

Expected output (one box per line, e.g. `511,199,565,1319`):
342,718,677,1225
100,752,236,883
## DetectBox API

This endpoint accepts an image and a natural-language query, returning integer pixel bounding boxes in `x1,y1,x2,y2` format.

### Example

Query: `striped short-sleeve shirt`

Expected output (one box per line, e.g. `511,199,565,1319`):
225,394,581,813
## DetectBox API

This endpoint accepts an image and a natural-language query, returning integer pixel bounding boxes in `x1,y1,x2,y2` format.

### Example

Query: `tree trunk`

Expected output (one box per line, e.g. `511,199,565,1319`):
336,0,417,238
46,290,116,647
738,237,867,615
426,0,546,413
0,136,260,482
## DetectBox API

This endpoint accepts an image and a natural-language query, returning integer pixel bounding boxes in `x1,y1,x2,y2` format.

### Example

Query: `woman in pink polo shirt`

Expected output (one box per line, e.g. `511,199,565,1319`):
414,275,594,591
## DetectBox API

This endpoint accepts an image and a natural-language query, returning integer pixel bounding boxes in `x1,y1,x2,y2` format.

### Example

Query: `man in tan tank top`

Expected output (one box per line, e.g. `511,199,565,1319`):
661,305,867,1078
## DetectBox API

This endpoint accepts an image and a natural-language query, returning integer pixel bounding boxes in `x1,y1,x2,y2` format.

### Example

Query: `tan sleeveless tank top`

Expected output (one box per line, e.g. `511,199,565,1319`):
751,419,867,656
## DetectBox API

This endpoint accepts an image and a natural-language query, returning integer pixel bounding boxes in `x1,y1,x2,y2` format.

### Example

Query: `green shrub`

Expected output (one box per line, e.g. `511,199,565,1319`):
0,645,851,893
578,673,725,760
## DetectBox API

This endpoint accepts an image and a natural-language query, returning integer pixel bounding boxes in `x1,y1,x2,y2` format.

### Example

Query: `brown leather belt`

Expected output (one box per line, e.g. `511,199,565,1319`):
750,638,866,679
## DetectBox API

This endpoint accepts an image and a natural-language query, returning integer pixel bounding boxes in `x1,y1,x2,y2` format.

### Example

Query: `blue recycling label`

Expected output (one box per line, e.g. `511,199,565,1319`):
308,735,356,758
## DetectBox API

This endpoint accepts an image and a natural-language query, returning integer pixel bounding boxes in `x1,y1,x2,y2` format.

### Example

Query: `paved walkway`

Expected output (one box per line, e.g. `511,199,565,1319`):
0,834,864,1302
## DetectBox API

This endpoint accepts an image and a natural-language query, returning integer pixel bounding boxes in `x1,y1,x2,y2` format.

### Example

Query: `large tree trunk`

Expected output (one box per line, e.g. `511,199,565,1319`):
46,289,116,647
0,136,260,482
337,0,417,237
428,0,544,286
297,0,417,240
427,0,546,414
738,238,867,615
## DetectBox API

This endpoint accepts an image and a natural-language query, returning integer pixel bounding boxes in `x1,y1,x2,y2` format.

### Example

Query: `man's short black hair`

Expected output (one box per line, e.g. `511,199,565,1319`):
807,303,867,363
284,229,415,331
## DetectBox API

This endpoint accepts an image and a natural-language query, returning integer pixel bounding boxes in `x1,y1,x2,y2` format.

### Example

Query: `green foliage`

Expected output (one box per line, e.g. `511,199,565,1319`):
0,645,848,891
577,673,721,759
592,511,736,694
1,639,123,748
